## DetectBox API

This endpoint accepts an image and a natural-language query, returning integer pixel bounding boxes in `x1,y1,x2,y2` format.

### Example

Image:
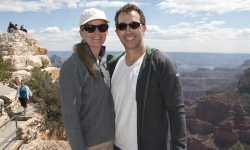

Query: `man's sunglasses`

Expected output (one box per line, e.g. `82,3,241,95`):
116,22,142,31
81,24,108,33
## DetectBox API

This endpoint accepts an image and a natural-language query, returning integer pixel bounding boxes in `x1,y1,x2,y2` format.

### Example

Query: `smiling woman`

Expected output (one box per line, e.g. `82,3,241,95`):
59,8,115,150
1,1,250,149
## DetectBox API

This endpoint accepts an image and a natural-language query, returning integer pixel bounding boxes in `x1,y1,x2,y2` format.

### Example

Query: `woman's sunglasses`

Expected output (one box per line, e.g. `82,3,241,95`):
81,24,108,33
116,22,142,31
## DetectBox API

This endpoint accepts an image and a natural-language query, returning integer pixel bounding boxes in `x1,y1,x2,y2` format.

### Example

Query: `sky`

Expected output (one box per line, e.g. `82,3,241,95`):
0,0,250,53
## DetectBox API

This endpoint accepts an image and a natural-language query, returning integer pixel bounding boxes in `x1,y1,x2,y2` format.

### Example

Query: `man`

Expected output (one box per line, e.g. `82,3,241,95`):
107,3,187,150
20,24,28,33
14,24,19,30
8,22,14,33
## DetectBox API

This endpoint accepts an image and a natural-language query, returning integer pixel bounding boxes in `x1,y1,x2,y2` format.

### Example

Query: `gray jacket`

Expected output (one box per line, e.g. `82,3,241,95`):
59,43,115,150
107,46,187,150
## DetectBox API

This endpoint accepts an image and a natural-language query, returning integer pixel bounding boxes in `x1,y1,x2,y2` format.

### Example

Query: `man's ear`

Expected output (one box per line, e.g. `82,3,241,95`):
143,25,146,31
142,25,146,36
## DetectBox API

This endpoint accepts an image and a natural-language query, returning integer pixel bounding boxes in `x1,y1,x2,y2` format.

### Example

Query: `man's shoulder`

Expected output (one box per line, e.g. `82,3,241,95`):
107,52,125,64
151,49,171,60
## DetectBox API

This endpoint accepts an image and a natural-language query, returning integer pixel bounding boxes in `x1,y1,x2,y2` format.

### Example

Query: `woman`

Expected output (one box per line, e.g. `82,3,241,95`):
59,8,115,150
15,80,32,116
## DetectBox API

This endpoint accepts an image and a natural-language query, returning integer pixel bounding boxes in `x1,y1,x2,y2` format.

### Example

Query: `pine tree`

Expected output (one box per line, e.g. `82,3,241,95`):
0,54,12,84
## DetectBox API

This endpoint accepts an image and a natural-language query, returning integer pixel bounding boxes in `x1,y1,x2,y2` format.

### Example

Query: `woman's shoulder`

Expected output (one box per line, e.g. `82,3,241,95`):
60,53,88,73
62,53,79,66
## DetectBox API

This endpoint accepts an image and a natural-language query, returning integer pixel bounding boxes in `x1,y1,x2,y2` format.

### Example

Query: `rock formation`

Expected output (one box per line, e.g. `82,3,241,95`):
185,68,250,150
0,30,63,149
0,30,60,84
49,55,66,68
19,139,71,150
0,30,47,56
238,68,250,88
181,59,250,100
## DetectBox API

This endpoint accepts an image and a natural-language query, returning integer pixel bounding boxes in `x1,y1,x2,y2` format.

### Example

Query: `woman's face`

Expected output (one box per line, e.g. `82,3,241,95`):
79,19,108,49
21,81,24,87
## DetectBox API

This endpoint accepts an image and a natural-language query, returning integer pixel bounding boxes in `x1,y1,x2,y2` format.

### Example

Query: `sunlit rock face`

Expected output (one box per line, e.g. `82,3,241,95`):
0,30,59,82
0,30,47,56
185,69,250,150
0,31,64,149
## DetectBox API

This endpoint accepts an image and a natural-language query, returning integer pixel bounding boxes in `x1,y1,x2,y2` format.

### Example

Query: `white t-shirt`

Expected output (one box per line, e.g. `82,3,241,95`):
111,53,145,150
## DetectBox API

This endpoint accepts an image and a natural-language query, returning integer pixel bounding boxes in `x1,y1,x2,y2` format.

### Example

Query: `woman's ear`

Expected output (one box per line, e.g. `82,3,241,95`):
79,30,84,38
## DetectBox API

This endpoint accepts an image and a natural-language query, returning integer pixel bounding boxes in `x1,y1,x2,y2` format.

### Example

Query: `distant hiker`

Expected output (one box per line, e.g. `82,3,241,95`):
15,80,32,116
7,22,14,33
14,24,19,30
20,24,24,30
20,24,28,33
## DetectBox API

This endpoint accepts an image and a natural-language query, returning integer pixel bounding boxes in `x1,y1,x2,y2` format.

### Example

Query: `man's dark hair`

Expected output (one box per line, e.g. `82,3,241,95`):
114,3,146,27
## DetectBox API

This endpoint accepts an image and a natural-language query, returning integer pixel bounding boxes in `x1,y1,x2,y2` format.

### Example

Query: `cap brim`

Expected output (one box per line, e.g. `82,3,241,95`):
80,18,110,26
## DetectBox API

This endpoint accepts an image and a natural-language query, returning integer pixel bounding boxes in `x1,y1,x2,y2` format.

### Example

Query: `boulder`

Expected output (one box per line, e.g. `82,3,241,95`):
12,70,31,81
42,67,60,82
27,56,42,67
0,95,12,104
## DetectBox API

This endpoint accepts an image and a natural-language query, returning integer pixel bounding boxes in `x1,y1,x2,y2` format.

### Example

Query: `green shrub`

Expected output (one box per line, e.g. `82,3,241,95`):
41,58,50,69
26,66,65,139
0,54,12,84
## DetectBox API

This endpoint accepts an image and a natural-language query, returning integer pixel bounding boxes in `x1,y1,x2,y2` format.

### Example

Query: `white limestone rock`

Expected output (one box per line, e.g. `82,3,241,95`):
0,30,47,56
42,67,60,81
37,55,52,67
12,70,31,81
27,56,42,67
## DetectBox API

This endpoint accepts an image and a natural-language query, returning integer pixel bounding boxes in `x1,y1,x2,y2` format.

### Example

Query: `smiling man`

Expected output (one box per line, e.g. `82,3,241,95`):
107,3,187,150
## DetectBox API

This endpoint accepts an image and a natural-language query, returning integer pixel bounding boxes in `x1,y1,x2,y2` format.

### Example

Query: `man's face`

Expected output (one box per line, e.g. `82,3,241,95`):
115,11,146,51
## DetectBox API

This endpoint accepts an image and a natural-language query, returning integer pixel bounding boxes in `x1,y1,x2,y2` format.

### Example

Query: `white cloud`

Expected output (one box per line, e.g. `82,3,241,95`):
36,24,250,53
0,0,146,12
142,22,250,53
66,0,81,8
34,27,81,51
201,17,208,21
157,0,250,16
41,27,61,33
170,22,194,28
0,0,62,12
83,1,145,8
27,30,34,34
236,28,250,38
146,25,161,32
195,21,206,24
210,21,225,26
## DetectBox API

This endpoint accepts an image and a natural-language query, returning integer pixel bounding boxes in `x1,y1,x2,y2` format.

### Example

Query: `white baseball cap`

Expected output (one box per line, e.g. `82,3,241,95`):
79,8,109,26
